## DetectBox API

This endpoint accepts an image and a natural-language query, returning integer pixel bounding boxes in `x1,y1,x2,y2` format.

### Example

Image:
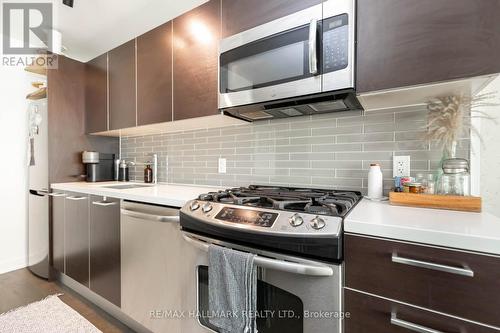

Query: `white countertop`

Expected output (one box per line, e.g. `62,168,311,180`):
51,182,221,208
51,182,500,255
345,198,500,255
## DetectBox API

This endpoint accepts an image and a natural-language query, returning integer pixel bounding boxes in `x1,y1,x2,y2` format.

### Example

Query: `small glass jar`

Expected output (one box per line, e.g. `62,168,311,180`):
408,182,422,194
424,174,436,194
439,158,470,196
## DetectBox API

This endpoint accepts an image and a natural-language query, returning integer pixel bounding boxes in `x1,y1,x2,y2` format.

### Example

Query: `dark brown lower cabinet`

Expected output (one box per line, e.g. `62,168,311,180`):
64,192,90,286
89,195,121,307
345,234,500,327
344,289,496,333
51,193,65,273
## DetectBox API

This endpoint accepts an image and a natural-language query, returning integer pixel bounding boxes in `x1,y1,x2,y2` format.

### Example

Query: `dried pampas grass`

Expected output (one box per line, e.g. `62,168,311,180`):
425,92,497,156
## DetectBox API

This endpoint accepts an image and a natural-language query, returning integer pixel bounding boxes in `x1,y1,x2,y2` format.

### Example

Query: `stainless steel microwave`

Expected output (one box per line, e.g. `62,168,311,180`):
218,0,359,121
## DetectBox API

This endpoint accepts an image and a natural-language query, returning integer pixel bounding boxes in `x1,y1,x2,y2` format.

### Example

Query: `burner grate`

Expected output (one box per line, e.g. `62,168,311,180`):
198,185,362,217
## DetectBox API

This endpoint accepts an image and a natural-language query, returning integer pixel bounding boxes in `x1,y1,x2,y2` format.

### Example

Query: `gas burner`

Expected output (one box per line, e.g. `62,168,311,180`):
198,185,362,217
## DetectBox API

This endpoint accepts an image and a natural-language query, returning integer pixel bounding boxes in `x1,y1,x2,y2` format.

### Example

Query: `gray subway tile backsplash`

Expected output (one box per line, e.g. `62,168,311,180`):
120,106,470,194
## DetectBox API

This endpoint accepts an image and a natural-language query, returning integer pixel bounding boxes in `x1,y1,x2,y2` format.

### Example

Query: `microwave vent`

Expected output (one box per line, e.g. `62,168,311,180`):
279,108,303,117
240,110,274,120
309,100,347,112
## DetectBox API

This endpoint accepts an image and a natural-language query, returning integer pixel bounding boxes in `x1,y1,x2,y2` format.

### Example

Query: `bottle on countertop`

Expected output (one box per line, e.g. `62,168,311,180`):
367,163,383,199
118,160,129,182
144,164,153,183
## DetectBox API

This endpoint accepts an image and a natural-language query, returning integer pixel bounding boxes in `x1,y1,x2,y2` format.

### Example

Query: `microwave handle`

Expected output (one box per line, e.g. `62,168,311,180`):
308,19,318,75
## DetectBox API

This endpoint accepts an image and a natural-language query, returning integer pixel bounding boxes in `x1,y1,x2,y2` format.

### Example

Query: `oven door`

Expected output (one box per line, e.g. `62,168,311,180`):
219,3,323,109
180,232,343,333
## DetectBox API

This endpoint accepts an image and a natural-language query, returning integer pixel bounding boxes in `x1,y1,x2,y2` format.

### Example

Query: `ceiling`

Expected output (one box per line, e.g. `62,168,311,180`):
52,0,207,62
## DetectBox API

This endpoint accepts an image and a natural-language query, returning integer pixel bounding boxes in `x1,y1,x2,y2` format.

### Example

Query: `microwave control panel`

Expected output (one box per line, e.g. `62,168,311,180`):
322,14,349,73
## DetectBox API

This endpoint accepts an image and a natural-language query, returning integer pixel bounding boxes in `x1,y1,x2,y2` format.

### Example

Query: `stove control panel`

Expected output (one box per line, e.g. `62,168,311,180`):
215,207,278,227
181,200,343,237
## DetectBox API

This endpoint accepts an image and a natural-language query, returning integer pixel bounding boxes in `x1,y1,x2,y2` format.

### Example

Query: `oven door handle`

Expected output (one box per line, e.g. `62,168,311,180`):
182,233,334,277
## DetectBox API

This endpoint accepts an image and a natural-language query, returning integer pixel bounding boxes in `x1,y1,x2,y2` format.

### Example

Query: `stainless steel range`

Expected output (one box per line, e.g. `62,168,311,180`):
179,185,362,333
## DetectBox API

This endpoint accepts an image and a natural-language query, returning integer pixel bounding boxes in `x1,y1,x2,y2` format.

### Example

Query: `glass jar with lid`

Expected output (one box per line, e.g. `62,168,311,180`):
438,158,470,196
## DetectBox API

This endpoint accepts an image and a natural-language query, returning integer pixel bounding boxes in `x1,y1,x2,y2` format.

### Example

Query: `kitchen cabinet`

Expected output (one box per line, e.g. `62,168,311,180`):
64,192,89,286
108,40,136,130
137,22,173,126
345,233,500,328
344,289,496,333
51,192,65,273
356,0,500,93
85,53,108,133
172,0,220,121
221,0,323,37
89,195,121,307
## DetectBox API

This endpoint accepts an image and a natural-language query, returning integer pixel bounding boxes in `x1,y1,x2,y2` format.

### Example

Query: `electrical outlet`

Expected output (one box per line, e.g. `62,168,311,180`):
393,156,411,177
218,158,227,174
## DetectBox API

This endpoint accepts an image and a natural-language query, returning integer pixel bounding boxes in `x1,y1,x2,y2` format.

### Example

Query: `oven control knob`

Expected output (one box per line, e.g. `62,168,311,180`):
310,216,326,230
202,203,213,213
190,201,200,211
289,213,304,227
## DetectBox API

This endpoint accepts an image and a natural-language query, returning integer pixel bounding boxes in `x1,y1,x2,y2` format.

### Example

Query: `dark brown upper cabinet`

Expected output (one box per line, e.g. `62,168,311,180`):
108,40,136,130
172,0,221,121
356,0,500,93
221,0,323,37
137,22,173,126
85,54,107,133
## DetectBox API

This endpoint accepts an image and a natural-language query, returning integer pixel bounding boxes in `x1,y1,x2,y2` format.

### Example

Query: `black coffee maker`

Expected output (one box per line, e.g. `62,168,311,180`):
82,151,116,182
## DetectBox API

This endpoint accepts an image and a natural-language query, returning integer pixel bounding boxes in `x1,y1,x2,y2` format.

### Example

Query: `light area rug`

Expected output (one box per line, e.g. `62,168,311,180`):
0,294,102,333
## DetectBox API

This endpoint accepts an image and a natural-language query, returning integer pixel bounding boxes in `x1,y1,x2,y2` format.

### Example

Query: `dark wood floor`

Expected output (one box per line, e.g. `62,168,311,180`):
0,268,134,333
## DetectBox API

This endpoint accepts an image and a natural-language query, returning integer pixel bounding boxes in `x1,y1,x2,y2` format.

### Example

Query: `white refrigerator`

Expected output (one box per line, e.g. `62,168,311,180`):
28,100,50,279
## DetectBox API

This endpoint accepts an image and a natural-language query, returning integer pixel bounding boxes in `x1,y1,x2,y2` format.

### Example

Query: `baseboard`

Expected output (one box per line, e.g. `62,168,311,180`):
0,256,28,275
57,272,152,333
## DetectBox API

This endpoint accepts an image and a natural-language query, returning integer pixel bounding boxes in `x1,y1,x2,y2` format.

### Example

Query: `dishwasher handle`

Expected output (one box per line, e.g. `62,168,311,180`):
121,208,180,223
182,232,333,277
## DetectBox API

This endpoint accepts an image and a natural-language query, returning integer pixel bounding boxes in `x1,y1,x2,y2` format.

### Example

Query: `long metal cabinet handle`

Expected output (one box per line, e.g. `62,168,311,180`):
48,192,66,197
308,19,318,74
121,208,180,223
182,233,333,277
66,196,88,201
392,253,474,277
92,201,117,207
391,313,444,333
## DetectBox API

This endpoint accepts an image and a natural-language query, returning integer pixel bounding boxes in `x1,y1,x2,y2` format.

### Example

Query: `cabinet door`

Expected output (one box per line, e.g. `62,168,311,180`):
137,22,173,126
89,196,121,307
108,40,136,130
173,0,220,121
345,234,500,328
221,0,323,37
51,192,65,273
64,192,89,286
344,289,496,333
85,53,108,133
356,0,500,93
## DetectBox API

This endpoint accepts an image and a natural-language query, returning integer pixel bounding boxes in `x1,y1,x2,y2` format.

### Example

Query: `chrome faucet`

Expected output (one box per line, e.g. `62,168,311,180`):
128,153,158,184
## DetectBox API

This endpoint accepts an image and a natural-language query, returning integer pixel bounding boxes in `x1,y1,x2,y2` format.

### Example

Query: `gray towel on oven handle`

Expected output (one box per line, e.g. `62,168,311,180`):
208,244,257,333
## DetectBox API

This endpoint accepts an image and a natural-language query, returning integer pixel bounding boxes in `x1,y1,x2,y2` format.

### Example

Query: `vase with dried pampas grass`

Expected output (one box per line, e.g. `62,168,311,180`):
425,92,498,159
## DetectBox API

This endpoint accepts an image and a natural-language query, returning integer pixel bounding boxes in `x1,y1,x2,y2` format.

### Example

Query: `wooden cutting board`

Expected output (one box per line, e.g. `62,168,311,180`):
389,192,482,212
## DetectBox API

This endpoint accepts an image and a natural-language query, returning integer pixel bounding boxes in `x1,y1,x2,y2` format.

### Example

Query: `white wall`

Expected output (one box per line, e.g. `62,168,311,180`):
0,62,32,274
479,76,500,218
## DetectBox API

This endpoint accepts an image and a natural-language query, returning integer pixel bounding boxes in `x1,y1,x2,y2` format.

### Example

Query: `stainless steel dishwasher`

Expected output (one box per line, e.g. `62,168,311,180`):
121,201,192,333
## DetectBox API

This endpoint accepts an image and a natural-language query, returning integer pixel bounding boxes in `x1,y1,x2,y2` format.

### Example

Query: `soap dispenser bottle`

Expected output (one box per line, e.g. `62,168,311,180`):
144,164,153,183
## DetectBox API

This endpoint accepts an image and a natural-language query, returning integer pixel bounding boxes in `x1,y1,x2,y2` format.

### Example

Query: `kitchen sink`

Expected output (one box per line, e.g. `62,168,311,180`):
102,184,154,190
